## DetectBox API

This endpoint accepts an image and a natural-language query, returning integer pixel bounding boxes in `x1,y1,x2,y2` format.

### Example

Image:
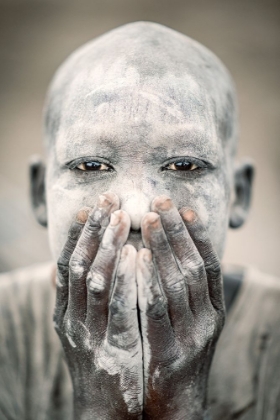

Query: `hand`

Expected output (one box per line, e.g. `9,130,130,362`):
137,195,225,420
54,192,143,420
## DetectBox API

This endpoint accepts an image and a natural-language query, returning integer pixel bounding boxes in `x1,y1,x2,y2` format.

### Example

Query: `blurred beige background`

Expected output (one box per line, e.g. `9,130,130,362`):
0,0,279,276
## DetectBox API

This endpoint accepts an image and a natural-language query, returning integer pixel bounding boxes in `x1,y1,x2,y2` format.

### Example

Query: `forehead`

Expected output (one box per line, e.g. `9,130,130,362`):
55,79,222,164
46,22,237,163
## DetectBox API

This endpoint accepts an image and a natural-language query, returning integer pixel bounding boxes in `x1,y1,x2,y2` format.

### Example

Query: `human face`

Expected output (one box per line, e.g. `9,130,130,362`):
46,84,234,261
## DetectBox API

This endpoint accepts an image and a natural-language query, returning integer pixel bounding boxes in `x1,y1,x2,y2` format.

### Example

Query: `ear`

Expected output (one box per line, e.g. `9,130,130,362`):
229,159,255,229
29,155,47,227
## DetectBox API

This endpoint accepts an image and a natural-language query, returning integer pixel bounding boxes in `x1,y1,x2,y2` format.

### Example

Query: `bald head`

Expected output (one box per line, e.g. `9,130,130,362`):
44,21,238,156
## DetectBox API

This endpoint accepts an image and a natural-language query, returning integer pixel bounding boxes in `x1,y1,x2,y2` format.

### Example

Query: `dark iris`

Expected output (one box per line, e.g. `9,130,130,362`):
84,161,102,170
174,161,192,170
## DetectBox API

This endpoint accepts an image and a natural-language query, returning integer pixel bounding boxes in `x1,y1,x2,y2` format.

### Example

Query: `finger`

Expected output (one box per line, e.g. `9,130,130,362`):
137,248,175,360
152,196,211,315
72,191,120,264
86,210,131,339
107,245,139,350
152,195,200,271
54,208,89,330
68,192,120,324
180,209,224,313
141,212,189,330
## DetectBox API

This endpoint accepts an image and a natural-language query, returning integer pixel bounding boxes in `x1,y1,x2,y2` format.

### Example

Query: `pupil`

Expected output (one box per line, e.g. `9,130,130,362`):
85,161,101,170
175,161,191,170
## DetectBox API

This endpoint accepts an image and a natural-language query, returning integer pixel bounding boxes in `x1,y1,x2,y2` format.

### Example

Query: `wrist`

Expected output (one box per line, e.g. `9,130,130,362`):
74,392,143,420
144,382,208,420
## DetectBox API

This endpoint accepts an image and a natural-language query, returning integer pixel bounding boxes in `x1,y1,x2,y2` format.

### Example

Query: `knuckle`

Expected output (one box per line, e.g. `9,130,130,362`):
187,258,205,278
63,318,80,348
146,295,168,320
57,257,69,276
166,274,186,293
63,316,76,337
69,254,88,277
187,328,207,353
87,271,107,297
205,257,221,277
109,297,130,320
99,240,116,254
189,310,225,353
85,218,101,234
163,266,185,292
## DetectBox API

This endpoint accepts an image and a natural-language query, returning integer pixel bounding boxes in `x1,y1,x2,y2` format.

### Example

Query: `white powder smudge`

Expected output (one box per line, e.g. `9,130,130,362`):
95,343,142,413
93,209,102,221
137,274,152,391
152,366,160,389
66,332,77,348
56,276,63,287
53,320,59,330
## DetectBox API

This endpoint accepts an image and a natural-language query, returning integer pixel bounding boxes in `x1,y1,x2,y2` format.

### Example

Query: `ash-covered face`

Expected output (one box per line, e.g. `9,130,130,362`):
30,22,254,261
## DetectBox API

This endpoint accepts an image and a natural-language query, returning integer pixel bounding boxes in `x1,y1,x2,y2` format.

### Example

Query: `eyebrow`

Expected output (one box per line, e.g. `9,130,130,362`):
56,121,221,167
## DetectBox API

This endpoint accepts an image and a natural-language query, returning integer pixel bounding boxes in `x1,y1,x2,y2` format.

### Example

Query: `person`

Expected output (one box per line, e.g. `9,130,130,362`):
0,21,279,420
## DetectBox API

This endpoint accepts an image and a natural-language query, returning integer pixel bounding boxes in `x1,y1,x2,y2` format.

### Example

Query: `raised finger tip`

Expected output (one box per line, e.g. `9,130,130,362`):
151,195,172,212
180,208,197,224
98,191,120,208
138,248,152,263
110,209,130,227
141,212,160,229
122,243,137,257
76,207,90,224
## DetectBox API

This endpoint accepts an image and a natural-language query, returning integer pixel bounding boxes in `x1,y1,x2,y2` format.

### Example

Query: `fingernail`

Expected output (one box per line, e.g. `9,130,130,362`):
144,213,161,229
121,245,129,257
143,250,152,263
76,208,90,224
181,209,197,223
110,211,122,226
153,195,172,211
97,193,112,208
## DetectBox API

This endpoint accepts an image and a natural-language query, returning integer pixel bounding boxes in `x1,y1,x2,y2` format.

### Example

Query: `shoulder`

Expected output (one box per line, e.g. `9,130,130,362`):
0,262,71,419
0,261,56,352
0,260,55,331
0,261,56,354
0,260,54,289
236,266,280,326
224,264,280,319
0,261,54,308
209,266,280,419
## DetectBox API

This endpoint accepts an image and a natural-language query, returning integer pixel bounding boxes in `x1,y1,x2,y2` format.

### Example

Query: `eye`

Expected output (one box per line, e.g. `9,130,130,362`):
76,161,111,171
166,161,199,171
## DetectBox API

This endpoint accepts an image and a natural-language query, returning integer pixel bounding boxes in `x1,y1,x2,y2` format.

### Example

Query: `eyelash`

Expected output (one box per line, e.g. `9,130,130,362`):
76,161,112,171
69,158,206,174
163,161,199,172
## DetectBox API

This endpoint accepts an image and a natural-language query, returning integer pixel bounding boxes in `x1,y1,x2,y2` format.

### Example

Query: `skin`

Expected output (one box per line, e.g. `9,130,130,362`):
30,22,254,419
54,198,143,419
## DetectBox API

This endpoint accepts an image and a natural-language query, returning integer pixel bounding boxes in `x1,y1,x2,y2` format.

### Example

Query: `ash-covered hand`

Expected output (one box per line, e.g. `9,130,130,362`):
137,196,225,420
54,193,143,420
